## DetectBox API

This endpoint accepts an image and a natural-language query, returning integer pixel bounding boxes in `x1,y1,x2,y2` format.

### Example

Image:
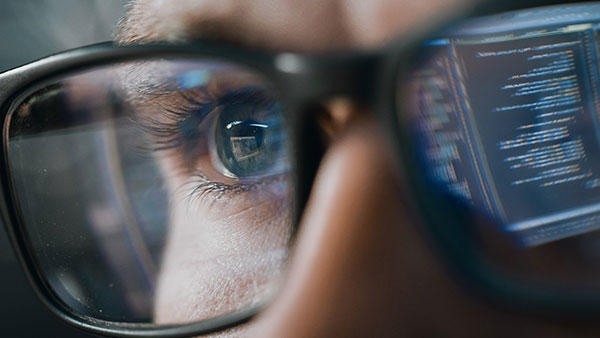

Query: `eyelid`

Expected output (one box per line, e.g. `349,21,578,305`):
184,170,288,207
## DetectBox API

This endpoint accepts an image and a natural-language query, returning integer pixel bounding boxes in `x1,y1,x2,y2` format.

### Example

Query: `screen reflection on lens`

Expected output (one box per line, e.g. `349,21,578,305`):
403,4,600,289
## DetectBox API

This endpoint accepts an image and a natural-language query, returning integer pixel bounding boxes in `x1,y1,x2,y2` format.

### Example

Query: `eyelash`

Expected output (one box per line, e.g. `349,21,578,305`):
184,171,282,206
144,89,213,154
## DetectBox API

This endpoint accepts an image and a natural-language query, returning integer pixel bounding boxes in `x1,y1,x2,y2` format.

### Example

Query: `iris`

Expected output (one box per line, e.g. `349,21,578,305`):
211,87,287,178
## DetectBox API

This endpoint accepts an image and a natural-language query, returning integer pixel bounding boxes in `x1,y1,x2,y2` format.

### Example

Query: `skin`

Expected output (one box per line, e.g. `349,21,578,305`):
118,0,600,336
123,62,294,322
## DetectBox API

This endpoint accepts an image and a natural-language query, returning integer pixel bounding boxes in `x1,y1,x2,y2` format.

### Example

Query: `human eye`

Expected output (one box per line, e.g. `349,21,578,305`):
133,62,289,202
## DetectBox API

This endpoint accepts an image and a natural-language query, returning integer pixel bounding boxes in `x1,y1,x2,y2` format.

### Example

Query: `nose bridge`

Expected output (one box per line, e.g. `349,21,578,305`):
286,95,374,232
275,51,382,105
281,52,384,230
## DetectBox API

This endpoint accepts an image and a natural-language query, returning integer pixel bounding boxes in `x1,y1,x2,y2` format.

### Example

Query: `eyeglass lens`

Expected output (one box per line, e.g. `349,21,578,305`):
6,59,293,324
403,3,600,290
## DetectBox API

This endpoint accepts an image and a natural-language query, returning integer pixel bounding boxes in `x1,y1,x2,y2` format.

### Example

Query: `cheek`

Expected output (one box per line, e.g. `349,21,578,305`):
153,177,292,324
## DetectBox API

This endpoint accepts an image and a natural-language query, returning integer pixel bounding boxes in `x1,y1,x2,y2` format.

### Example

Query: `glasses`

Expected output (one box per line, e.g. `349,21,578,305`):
3,0,600,336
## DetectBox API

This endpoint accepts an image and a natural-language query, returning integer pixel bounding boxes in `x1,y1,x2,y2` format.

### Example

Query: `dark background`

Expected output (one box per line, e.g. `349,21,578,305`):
0,1,126,337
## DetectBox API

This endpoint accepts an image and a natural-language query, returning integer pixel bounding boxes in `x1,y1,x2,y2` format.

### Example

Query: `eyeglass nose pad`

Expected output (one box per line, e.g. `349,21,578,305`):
318,97,370,144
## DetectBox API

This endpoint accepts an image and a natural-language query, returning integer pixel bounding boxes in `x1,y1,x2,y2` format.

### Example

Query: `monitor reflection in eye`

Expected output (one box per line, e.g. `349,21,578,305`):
121,59,294,323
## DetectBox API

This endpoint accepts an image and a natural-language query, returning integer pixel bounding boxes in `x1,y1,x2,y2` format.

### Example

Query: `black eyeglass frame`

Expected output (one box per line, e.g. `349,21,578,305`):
0,0,595,337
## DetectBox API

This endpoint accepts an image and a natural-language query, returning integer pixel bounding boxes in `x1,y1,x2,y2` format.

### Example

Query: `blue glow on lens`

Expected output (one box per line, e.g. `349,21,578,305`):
178,70,211,90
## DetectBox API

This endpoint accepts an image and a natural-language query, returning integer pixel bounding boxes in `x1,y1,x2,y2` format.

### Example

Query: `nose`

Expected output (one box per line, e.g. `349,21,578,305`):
248,101,587,337
248,103,439,336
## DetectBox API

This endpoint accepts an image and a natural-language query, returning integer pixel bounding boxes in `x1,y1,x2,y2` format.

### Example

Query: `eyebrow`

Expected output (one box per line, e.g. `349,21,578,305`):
117,1,238,45
115,0,354,52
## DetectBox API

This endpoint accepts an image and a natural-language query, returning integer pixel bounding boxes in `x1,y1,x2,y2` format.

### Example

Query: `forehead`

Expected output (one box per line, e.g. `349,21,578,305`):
118,0,475,51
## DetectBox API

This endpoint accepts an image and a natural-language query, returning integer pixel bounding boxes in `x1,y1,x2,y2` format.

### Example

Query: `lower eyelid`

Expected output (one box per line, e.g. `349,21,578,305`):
181,171,288,207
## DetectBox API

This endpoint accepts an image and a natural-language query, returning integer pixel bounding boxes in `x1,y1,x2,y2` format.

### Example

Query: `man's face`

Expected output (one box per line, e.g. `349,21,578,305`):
116,0,600,336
